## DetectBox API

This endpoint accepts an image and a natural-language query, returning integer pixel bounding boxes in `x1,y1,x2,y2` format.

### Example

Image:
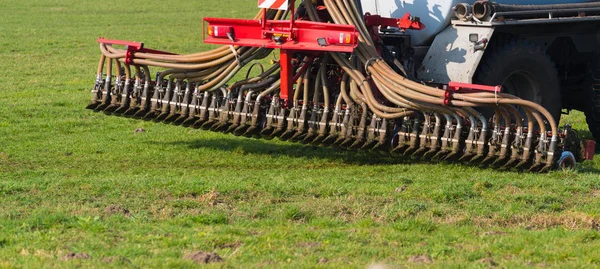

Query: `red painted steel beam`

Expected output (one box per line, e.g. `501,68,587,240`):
444,81,502,106
203,18,358,53
364,13,426,31
280,49,294,108
97,38,178,55
98,38,143,50
448,81,502,93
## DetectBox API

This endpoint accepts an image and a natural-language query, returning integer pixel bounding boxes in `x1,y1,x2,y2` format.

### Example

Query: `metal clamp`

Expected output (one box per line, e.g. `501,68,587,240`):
364,56,383,74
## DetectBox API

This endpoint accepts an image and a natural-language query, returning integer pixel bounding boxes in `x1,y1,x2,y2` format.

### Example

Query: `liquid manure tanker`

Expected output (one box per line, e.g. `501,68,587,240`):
87,0,600,172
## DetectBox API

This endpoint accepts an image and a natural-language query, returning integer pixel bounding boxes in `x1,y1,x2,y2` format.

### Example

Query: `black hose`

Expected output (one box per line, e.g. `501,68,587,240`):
473,1,600,20
239,74,280,92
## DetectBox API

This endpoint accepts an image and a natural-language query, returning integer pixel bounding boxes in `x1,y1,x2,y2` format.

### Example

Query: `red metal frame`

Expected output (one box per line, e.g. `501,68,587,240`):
280,50,293,102
97,37,178,64
203,18,357,53
203,0,358,107
364,13,426,31
447,82,502,93
363,12,425,57
444,81,502,106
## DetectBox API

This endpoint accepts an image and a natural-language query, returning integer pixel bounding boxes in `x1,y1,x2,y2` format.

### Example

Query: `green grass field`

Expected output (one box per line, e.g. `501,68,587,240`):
1,0,600,268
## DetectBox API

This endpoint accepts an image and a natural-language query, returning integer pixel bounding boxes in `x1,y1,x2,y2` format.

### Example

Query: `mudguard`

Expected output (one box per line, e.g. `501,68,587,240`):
417,24,495,84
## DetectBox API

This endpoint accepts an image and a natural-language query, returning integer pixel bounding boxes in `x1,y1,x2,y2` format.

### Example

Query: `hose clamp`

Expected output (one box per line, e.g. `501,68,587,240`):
364,57,383,75
494,85,500,105
229,45,242,67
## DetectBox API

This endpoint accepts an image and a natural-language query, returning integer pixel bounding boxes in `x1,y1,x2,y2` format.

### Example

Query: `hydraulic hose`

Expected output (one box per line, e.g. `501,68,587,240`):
88,0,571,171
473,1,600,21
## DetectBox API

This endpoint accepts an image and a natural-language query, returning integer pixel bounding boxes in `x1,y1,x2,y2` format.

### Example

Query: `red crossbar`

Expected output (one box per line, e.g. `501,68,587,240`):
447,82,502,93
203,18,358,53
97,37,178,64
444,82,502,106
98,38,143,50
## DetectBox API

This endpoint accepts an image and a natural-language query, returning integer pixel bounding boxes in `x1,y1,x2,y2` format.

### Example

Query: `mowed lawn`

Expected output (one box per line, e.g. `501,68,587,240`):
1,0,600,268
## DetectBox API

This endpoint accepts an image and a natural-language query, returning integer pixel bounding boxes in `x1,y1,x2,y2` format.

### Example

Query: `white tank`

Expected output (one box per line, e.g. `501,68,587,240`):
360,0,598,46
360,0,464,46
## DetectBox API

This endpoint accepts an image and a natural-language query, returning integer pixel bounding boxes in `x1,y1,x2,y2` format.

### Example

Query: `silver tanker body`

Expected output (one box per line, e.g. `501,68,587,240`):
360,0,598,45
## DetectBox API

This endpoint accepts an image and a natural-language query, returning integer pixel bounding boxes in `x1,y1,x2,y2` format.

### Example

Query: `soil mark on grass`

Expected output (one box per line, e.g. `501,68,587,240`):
184,251,223,264
408,255,433,263
102,256,131,264
104,205,131,217
61,252,90,261
479,257,498,267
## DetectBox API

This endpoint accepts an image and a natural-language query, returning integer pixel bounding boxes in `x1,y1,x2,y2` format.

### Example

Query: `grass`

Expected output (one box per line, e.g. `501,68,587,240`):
0,0,599,268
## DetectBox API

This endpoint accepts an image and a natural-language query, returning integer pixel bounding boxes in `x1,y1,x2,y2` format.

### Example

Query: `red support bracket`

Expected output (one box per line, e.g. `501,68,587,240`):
97,37,178,64
364,13,426,31
280,49,294,107
363,13,425,56
447,82,502,93
444,81,502,106
584,140,596,161
98,38,143,50
443,89,454,106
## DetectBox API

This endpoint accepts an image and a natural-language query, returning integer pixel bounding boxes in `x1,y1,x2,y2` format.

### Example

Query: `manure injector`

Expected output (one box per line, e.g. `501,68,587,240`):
87,0,597,172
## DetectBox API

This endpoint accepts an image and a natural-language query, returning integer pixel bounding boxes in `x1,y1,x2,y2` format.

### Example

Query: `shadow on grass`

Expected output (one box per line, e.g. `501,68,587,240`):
164,137,419,166
579,165,600,174
161,136,600,173
579,129,594,140
570,131,600,174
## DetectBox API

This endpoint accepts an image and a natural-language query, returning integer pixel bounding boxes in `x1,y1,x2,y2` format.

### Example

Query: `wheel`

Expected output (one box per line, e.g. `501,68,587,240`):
475,36,562,125
584,83,600,143
557,151,576,170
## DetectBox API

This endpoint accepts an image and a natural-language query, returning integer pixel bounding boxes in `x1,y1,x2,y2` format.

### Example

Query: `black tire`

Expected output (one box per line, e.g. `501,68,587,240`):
475,36,562,125
584,84,600,142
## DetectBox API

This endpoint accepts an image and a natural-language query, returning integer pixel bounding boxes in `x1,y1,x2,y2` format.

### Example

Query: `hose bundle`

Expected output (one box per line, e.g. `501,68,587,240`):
471,1,600,21
87,0,582,172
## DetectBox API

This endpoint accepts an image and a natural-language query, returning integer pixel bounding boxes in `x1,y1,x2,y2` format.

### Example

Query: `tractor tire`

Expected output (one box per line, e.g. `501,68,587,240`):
475,36,562,125
584,84,600,143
